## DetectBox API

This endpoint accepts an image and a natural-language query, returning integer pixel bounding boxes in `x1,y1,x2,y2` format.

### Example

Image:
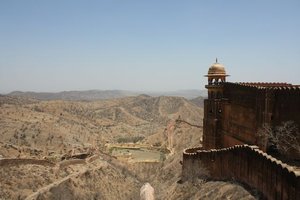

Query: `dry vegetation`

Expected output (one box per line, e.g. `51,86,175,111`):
258,121,300,164
0,94,256,199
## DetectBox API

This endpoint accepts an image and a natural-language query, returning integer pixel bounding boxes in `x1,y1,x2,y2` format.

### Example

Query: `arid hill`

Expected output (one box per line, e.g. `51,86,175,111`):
7,89,206,101
0,95,257,199
190,96,205,107
0,95,202,154
8,90,136,101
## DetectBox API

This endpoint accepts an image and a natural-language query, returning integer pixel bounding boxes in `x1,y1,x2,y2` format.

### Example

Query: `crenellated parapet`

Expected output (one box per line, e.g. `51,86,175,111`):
223,82,300,91
224,82,300,93
182,145,300,199
237,82,293,88
183,145,300,175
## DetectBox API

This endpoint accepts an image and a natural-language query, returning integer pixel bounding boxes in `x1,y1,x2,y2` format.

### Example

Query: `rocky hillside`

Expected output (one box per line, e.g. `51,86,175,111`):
0,95,257,199
0,94,37,105
190,96,205,107
0,95,203,156
0,156,141,199
127,119,257,200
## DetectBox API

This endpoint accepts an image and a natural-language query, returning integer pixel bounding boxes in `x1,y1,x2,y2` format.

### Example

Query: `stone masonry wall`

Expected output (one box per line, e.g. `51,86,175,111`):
182,145,300,200
0,158,55,167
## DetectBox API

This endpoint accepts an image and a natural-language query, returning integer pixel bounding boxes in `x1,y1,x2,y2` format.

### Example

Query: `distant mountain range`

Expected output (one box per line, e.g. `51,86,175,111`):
7,89,207,101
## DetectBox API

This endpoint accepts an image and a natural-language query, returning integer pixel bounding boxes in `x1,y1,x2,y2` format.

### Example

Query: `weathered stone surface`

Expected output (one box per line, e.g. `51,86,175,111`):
182,145,300,199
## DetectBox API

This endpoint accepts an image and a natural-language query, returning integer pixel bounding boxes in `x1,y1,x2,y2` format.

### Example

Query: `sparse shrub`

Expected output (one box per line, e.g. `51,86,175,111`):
258,121,300,159
160,148,170,154
108,147,115,154
191,162,210,182
153,142,161,147
117,136,145,143
20,133,26,139
33,105,43,112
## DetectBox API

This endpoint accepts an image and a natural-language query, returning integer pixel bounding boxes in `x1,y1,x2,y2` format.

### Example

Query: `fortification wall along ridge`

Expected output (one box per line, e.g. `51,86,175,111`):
182,145,300,200
0,158,55,167
197,62,300,199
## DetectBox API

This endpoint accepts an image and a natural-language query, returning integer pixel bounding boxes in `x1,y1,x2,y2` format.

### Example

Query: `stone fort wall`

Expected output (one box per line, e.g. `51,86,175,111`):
0,158,55,167
223,82,300,127
206,82,300,152
220,83,265,148
182,145,300,200
200,63,300,199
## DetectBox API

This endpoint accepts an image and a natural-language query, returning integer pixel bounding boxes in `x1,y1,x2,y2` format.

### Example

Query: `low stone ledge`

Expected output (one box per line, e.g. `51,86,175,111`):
0,158,55,167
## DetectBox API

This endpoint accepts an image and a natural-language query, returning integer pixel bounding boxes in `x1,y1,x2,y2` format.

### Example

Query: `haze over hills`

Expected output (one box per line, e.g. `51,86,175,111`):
7,89,207,101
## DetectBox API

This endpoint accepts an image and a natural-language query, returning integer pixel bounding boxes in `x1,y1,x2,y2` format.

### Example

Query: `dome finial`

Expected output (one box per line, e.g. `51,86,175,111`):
216,58,218,63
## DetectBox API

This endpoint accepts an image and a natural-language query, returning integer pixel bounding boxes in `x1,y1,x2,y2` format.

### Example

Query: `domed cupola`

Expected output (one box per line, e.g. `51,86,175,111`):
205,58,229,85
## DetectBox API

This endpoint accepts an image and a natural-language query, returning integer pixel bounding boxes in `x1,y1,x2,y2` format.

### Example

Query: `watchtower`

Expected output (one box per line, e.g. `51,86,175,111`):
203,59,229,149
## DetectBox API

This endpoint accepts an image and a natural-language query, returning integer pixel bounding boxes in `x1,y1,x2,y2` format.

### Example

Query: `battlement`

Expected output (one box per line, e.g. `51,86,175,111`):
225,82,300,91
238,82,294,88
182,145,300,199
195,62,300,199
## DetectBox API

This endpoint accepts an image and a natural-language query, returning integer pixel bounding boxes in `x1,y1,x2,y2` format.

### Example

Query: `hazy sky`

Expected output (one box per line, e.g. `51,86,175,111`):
1,0,300,93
